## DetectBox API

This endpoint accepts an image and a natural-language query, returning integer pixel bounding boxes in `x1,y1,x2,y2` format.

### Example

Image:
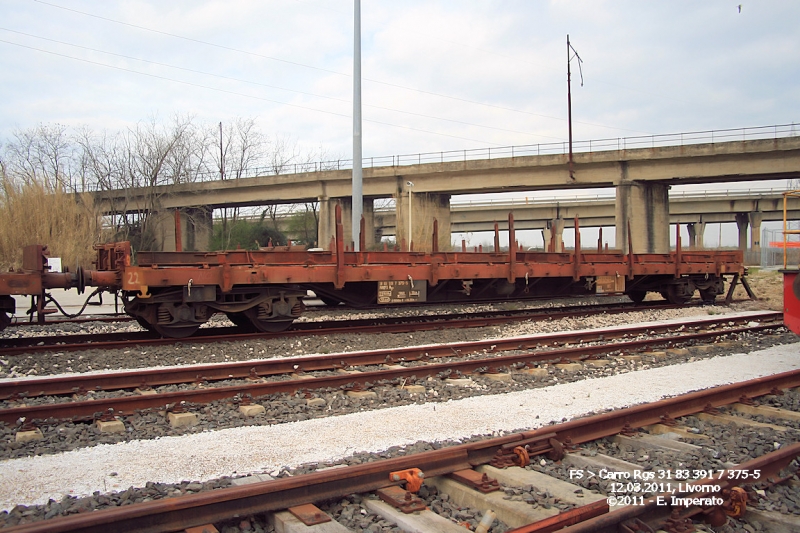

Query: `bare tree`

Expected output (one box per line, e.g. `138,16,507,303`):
212,118,268,248
267,133,301,175
303,145,344,242
75,115,210,250
4,123,75,190
2,117,336,252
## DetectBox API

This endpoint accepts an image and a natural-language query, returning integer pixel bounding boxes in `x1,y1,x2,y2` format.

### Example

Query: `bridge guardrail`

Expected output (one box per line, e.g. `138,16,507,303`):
186,123,798,183
85,123,799,192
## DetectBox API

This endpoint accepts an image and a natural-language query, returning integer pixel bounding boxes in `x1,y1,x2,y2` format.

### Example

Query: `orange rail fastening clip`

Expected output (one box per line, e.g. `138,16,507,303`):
724,487,748,518
389,468,425,493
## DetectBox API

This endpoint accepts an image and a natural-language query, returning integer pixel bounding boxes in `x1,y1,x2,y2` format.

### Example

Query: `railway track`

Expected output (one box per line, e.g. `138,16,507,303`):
3,369,799,533
0,300,726,356
0,311,784,424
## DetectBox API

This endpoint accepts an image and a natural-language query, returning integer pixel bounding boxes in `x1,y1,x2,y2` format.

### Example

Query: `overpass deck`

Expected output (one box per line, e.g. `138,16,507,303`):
95,125,800,213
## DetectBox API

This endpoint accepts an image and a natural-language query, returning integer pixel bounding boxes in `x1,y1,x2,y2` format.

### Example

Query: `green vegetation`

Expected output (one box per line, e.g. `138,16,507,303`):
211,218,286,250
212,204,320,250
285,209,318,247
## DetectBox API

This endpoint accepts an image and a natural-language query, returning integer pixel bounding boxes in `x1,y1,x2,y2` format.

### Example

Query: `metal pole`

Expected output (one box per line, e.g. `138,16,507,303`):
352,0,363,251
219,121,226,246
219,122,224,180
567,35,574,180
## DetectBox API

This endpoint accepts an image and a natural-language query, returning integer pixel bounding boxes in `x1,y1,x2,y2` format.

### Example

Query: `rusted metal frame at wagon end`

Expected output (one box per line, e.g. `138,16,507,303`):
5,370,799,533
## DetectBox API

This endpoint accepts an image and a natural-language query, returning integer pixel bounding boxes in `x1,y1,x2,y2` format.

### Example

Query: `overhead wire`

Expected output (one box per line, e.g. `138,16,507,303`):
0,38,509,146
0,27,563,141
31,0,625,133
24,0,672,140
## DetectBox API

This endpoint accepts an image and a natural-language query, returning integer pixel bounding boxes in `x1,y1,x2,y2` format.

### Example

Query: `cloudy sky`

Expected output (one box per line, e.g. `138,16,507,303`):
1,0,798,159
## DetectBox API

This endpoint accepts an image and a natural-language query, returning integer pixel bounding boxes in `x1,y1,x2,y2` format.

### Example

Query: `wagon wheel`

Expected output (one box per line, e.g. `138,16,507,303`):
0,296,13,332
242,300,297,333
698,287,718,303
144,302,208,339
135,316,156,333
150,321,202,339
664,284,692,305
242,307,294,333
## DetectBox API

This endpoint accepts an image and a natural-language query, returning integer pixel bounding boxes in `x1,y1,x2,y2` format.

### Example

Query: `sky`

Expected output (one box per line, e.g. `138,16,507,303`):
1,0,799,246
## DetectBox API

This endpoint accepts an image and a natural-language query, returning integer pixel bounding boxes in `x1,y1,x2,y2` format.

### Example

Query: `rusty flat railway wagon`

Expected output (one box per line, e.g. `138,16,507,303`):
0,212,745,338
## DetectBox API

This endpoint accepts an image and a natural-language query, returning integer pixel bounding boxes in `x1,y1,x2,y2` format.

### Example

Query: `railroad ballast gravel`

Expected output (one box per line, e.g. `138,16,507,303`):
0,309,775,381
0,343,798,511
0,303,759,378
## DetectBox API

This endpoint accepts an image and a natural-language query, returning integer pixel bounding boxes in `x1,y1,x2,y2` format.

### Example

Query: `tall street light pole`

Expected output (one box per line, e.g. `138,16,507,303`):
352,0,363,250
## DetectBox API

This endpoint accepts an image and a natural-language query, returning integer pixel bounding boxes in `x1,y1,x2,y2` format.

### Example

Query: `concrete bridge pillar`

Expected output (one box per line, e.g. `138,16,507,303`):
750,211,763,252
543,218,565,252
152,207,213,252
318,196,333,249
687,223,697,249
318,197,351,248
396,190,451,252
694,220,706,249
615,180,670,254
735,213,750,251
318,197,376,250
686,220,706,249
362,200,376,249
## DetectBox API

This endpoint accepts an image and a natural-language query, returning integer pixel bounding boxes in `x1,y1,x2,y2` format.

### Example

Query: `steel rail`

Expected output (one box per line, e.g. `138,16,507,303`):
0,316,784,424
0,300,687,356
4,368,799,533
0,310,778,402
1,300,641,350
505,500,610,533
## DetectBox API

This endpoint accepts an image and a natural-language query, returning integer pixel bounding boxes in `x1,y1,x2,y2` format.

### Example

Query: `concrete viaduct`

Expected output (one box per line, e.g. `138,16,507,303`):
388,189,800,249
95,135,800,253
259,188,800,251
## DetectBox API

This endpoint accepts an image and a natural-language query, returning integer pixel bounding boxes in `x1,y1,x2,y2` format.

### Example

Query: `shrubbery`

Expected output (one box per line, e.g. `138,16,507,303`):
211,219,286,250
0,172,106,270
